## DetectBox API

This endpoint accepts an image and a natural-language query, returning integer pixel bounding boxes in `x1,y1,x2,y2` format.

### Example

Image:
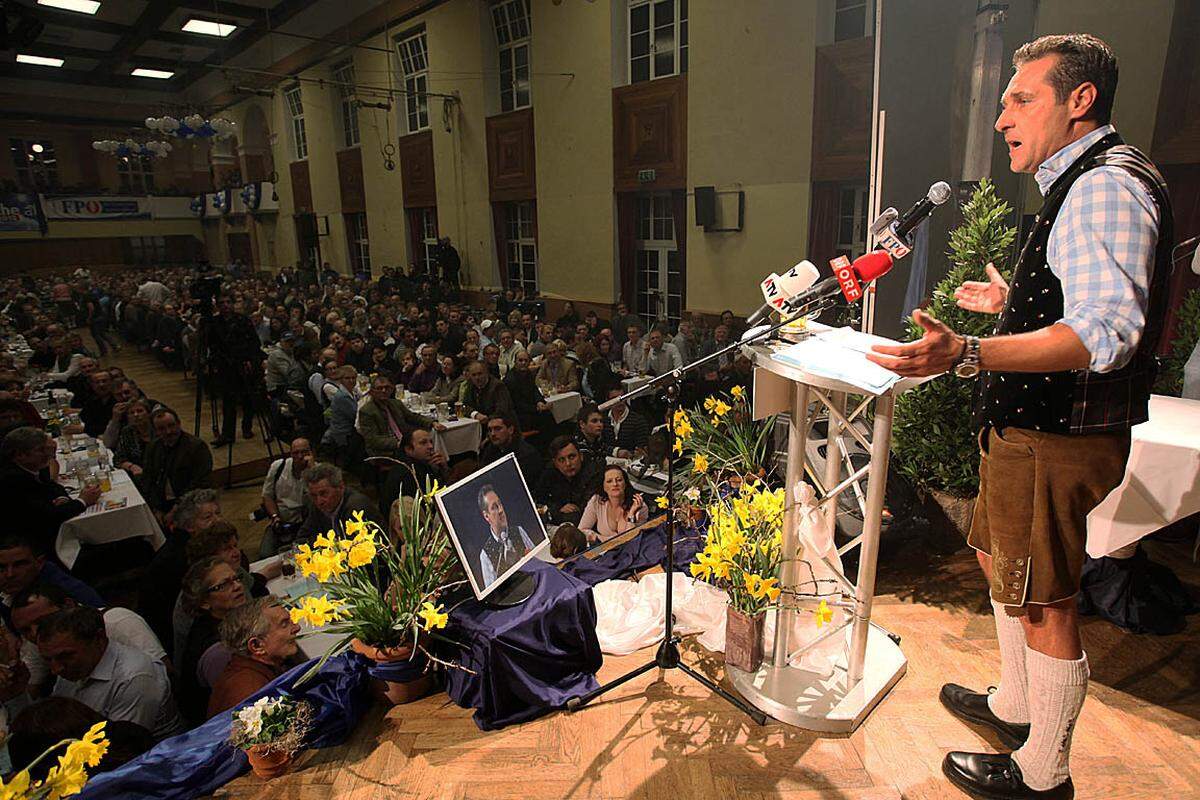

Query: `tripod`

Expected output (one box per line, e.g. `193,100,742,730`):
566,299,837,725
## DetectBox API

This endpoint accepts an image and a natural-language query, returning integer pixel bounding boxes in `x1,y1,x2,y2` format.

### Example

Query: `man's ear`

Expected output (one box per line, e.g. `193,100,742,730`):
1067,81,1098,123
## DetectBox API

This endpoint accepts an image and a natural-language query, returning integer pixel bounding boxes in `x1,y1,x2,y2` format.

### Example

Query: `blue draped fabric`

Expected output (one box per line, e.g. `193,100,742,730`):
440,558,602,731
78,652,373,800
562,521,704,586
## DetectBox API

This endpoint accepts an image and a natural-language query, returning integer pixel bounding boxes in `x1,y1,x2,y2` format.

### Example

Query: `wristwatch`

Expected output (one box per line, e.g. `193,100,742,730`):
953,335,981,379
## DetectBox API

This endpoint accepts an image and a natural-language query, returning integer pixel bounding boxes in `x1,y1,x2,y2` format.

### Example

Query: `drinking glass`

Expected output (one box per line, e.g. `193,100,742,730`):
278,545,297,579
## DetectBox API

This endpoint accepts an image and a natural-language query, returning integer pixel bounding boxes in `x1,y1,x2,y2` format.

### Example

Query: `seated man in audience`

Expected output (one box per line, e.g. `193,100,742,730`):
139,488,222,650
621,324,648,376
79,369,117,438
574,403,613,465
141,407,213,515
479,414,543,482
265,332,308,397
496,328,525,378
461,360,515,422
208,597,301,718
0,534,104,625
644,327,684,377
527,323,556,361
258,437,313,557
406,344,441,394
297,463,385,542
536,340,580,395
535,436,598,526
99,379,142,449
380,427,449,516
344,332,373,372
357,374,439,459
482,343,502,379
1,427,103,551
38,606,185,741
606,387,651,458
154,303,184,369
504,350,552,434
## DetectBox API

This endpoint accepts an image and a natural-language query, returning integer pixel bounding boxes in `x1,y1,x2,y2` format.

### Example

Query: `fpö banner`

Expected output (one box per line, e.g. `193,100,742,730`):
42,195,151,220
0,193,44,232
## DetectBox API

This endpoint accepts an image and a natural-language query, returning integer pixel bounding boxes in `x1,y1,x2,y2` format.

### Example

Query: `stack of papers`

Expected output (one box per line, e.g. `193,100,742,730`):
771,327,905,394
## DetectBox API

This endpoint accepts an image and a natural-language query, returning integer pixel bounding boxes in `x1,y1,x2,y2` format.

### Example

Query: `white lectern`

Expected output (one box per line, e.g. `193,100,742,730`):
726,331,931,732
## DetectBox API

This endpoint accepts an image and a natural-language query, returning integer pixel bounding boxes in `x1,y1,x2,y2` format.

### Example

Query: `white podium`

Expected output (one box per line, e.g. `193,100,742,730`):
726,329,932,732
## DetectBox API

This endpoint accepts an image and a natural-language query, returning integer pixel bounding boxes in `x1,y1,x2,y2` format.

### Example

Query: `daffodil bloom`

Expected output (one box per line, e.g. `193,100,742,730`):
346,530,377,568
41,757,88,800
655,496,670,509
693,454,709,474
731,385,744,399
313,531,338,550
418,601,449,630
672,438,683,456
713,400,731,417
0,770,30,800
703,397,717,412
423,480,442,501
63,722,108,769
343,509,367,538
814,599,833,627
290,594,347,627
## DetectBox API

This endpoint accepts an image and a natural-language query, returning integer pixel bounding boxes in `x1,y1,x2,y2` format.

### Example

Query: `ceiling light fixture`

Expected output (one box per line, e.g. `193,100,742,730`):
37,0,101,14
16,54,65,67
132,68,174,79
182,18,237,37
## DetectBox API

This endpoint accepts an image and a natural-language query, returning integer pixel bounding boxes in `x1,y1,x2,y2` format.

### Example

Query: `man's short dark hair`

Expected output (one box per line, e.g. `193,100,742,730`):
0,533,40,555
477,483,499,514
1014,33,1118,124
401,426,432,451
576,402,601,426
11,582,70,612
547,434,577,460
488,412,519,431
150,406,180,424
0,426,46,461
36,606,105,643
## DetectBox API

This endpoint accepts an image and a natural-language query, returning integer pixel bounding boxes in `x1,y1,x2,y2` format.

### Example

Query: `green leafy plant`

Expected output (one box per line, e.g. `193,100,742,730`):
229,696,313,755
893,179,1017,498
1155,288,1200,396
673,386,778,497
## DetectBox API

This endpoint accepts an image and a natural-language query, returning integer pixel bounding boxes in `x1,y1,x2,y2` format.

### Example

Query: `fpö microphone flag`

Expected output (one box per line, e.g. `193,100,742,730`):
769,250,895,318
747,261,821,326
873,180,952,259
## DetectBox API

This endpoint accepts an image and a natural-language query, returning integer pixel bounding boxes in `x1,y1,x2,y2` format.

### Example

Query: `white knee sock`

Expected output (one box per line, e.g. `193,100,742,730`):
986,601,1029,724
1011,648,1089,790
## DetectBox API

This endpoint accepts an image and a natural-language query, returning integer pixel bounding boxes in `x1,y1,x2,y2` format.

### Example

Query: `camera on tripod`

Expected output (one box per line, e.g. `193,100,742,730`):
191,271,223,317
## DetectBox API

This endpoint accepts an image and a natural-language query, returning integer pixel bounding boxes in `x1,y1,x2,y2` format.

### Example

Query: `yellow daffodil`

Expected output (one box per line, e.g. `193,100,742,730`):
0,770,30,800
313,530,338,550
343,509,367,539
41,758,88,800
758,577,781,602
731,385,744,399
692,454,709,474
62,722,108,769
703,396,717,412
423,480,442,501
655,496,670,509
814,599,833,627
713,400,731,417
418,601,449,631
672,438,683,456
710,415,721,426
290,595,347,627
345,529,377,568
689,560,711,579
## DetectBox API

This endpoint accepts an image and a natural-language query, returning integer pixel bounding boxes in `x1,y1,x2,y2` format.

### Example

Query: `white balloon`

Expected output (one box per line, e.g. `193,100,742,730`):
184,114,204,129
92,141,104,151
161,116,179,132
144,117,158,130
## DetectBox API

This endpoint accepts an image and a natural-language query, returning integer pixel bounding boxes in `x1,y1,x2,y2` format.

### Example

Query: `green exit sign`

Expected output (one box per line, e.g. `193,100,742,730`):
637,168,656,183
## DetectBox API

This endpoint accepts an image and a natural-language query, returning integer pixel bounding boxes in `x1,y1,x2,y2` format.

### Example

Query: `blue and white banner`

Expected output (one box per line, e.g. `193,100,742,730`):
42,195,150,220
0,193,44,232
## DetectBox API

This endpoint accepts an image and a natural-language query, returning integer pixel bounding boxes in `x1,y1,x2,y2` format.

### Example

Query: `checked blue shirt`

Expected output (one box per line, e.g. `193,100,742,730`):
1036,124,1161,373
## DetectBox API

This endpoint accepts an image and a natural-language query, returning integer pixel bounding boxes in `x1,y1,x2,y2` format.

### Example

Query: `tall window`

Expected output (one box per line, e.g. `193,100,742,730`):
504,201,537,292
396,32,430,133
346,212,371,276
332,61,360,148
408,207,438,275
283,84,308,160
117,155,156,194
629,0,687,84
834,0,872,41
835,185,869,261
491,0,531,112
634,193,681,329
9,138,58,191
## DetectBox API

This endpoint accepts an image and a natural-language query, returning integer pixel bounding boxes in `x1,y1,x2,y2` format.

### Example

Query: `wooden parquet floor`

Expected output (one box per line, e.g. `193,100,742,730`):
102,344,1200,800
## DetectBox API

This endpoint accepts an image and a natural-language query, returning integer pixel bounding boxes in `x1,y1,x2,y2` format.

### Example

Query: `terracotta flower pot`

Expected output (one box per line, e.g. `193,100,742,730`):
350,638,434,705
246,744,293,778
725,606,766,673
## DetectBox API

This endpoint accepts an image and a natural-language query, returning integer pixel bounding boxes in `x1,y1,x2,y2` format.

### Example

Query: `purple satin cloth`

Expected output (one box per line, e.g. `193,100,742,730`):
561,521,704,586
78,653,373,800
440,559,602,730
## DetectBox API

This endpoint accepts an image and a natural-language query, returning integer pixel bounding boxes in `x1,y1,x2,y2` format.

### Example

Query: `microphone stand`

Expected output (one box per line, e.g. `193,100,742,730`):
567,297,836,725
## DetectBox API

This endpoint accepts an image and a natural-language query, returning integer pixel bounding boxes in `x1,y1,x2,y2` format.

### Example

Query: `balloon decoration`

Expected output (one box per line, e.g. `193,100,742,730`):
145,115,238,140
91,139,173,158
189,196,205,217
240,182,261,211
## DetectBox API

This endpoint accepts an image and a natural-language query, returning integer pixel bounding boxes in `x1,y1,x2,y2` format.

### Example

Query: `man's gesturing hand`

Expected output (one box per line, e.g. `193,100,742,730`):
953,262,1009,315
866,310,965,378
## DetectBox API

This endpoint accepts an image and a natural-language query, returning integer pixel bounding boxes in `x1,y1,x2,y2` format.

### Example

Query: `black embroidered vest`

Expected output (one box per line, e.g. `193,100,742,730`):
482,530,524,578
975,133,1174,435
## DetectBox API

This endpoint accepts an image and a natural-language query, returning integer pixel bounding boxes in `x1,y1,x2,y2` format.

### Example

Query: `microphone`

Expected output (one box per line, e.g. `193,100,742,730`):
874,180,952,259
771,251,895,316
746,261,821,326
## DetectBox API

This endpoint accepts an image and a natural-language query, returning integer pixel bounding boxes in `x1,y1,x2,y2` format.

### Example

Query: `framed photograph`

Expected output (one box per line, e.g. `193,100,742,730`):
434,453,549,600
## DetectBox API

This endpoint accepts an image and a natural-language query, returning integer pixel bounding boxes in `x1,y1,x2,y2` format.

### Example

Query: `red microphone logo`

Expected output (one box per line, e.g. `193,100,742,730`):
830,255,863,302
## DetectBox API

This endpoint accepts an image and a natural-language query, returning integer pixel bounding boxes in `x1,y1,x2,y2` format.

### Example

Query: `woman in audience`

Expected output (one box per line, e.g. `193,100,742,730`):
113,397,155,476
582,351,619,401
177,556,249,725
429,355,465,406
578,465,647,543
597,334,621,368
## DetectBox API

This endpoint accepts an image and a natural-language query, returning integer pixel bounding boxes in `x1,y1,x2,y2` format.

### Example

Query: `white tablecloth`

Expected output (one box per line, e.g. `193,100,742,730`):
546,391,583,424
55,437,108,473
56,469,165,569
263,570,342,660
30,389,73,414
1087,394,1200,557
434,417,482,457
622,376,652,394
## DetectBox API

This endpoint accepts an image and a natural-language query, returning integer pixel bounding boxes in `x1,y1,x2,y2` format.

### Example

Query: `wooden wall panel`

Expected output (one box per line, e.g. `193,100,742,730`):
337,148,366,213
398,131,436,208
486,108,537,201
811,37,874,182
290,160,313,213
613,74,687,192
243,154,270,183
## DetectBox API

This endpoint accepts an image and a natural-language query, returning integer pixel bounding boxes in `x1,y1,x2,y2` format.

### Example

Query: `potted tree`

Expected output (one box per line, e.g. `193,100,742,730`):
288,474,462,705
229,696,313,778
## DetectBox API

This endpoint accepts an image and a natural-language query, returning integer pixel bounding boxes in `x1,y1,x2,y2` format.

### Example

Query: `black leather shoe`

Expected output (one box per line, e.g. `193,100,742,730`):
943,751,1073,799
211,436,233,447
940,683,1030,749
